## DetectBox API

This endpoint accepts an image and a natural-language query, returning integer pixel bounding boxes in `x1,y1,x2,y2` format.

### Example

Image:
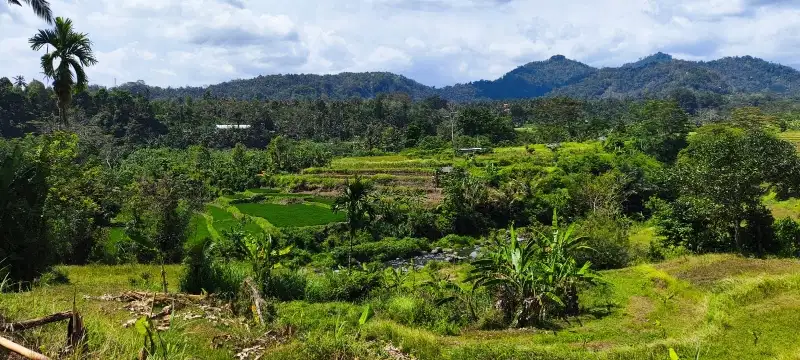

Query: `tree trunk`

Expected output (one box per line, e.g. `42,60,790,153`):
734,219,742,253
348,228,354,272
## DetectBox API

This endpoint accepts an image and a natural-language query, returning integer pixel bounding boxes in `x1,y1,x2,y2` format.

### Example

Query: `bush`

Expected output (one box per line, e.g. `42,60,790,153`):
180,237,248,298
434,234,477,249
386,295,425,325
575,214,631,270
34,267,70,287
330,238,428,265
476,308,506,330
268,268,308,301
0,141,52,286
773,217,800,257
305,269,382,302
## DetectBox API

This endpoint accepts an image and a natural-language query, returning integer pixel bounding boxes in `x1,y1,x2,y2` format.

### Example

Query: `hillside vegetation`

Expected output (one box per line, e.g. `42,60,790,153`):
117,53,800,101
3,255,800,359
7,15,800,360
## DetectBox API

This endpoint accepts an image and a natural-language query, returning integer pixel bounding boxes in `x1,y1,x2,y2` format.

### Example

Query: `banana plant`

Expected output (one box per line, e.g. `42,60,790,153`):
236,232,292,297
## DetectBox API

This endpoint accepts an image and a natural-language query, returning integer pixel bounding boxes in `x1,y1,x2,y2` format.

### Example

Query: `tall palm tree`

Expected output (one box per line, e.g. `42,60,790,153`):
333,176,374,269
29,17,97,126
7,0,53,24
12,75,26,89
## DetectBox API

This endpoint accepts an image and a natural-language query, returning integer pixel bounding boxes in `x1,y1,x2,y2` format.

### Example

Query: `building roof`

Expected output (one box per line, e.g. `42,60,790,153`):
215,124,251,129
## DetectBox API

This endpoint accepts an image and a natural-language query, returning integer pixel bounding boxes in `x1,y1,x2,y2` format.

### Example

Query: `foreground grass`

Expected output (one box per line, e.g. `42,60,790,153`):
4,255,800,359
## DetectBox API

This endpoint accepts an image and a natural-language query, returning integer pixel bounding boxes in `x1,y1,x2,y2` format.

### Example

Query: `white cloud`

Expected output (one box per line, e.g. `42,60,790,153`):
1,0,800,88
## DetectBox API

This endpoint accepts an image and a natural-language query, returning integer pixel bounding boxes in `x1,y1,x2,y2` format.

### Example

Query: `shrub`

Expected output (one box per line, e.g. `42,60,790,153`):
476,308,506,330
34,267,70,287
180,237,248,298
386,295,425,325
773,217,800,257
575,213,632,270
305,269,382,302
0,141,51,285
434,234,477,249
268,268,308,301
330,238,428,265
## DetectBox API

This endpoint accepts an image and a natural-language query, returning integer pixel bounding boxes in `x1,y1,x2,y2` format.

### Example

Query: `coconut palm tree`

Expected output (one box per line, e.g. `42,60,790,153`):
12,75,26,89
333,176,375,269
7,0,53,24
29,17,97,126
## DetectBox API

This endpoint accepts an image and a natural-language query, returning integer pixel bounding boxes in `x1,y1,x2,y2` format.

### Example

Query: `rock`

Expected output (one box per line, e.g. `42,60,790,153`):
469,251,479,259
431,248,441,254
445,256,454,263
443,248,453,253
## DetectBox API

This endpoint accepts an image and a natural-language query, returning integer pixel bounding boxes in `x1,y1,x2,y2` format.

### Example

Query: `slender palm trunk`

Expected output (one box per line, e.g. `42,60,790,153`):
348,228,354,272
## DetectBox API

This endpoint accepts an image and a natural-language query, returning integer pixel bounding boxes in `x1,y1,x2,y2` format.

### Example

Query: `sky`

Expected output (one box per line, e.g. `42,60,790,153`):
1,0,799,88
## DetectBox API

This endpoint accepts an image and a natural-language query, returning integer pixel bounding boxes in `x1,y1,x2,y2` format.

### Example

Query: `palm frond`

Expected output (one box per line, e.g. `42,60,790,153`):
8,0,53,24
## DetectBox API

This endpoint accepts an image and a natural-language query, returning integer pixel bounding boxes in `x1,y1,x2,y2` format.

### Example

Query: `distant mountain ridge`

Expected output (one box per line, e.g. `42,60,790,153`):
118,53,800,101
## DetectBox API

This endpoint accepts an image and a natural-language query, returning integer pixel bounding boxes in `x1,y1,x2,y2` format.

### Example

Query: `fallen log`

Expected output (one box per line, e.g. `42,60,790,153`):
0,335,50,360
0,311,72,332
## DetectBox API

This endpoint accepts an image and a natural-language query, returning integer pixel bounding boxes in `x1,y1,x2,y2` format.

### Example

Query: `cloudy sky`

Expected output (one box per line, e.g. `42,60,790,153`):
1,0,799,88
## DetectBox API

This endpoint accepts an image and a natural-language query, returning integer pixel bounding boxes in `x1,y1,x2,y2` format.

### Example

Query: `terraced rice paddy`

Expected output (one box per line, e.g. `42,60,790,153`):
234,202,345,228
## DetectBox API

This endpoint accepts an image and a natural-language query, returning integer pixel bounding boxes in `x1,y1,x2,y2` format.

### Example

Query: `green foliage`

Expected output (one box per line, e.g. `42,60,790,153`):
333,176,376,267
267,268,308,301
439,168,493,235
121,173,197,263
267,136,332,173
29,17,97,125
179,236,248,298
653,127,800,254
469,216,596,327
628,100,690,163
331,238,427,265
305,269,382,302
0,138,51,285
772,217,800,257
575,213,632,269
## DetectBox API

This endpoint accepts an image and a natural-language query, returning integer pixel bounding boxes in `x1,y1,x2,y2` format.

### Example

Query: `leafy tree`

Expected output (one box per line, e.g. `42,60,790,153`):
669,88,698,115
7,0,53,24
730,107,777,130
0,139,51,285
628,100,690,163
122,173,197,263
333,176,375,269
29,17,97,126
656,126,800,254
439,168,492,235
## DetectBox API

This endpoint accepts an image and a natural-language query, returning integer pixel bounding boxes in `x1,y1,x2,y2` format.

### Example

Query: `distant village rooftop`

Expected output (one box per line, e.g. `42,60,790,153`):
215,124,251,130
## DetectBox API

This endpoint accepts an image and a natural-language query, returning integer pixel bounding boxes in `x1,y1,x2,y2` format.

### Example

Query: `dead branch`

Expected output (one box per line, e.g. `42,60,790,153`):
84,291,205,304
0,311,72,332
0,335,50,360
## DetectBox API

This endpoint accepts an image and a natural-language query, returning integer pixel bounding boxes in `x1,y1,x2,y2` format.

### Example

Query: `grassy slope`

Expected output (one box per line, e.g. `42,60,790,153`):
4,255,800,359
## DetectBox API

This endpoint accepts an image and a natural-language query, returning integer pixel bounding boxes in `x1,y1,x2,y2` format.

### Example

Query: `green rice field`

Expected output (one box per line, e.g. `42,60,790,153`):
234,202,345,228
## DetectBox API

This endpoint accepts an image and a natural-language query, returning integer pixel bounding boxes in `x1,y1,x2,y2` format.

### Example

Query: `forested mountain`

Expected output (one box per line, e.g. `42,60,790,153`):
118,72,435,101
117,53,800,102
